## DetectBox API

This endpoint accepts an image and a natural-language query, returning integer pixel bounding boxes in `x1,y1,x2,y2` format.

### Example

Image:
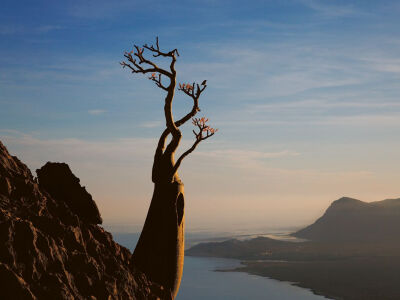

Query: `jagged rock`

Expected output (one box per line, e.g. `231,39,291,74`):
0,141,169,300
37,162,102,225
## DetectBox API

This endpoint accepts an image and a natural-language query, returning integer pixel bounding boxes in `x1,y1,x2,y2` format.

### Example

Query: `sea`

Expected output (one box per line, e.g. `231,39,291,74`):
112,231,331,300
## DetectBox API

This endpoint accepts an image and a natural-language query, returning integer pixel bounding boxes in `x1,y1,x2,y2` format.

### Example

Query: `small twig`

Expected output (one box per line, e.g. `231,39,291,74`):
148,73,169,91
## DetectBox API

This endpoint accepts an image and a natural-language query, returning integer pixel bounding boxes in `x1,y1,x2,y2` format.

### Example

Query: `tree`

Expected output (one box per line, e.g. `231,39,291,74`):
121,38,217,299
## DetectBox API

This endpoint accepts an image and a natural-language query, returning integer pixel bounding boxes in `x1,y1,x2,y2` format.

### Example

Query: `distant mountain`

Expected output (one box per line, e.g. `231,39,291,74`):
186,196,400,300
186,237,290,259
293,196,400,242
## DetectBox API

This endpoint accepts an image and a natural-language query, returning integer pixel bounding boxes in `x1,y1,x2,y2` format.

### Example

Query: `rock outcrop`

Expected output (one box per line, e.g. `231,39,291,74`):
0,141,169,299
36,162,102,225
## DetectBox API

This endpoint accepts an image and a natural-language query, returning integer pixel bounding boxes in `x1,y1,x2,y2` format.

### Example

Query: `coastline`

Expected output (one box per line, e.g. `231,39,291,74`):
214,256,400,300
218,265,336,300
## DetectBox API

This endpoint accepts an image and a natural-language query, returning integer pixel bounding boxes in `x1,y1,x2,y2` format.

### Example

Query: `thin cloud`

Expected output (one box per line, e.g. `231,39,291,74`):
360,57,400,74
299,0,362,18
0,24,62,35
0,25,22,35
88,109,106,115
35,25,63,33
68,0,139,19
197,149,300,159
0,132,156,171
250,100,400,111
177,39,384,100
139,121,163,128
193,148,300,170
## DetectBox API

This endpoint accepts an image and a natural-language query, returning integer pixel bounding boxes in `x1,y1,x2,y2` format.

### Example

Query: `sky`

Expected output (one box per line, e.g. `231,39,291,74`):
1,0,400,232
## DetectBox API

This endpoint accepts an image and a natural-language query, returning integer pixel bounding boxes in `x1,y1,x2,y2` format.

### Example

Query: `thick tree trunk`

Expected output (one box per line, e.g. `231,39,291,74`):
132,180,185,299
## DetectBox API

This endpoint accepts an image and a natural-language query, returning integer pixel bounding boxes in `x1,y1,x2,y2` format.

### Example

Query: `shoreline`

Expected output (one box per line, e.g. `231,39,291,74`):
209,255,400,300
217,266,336,300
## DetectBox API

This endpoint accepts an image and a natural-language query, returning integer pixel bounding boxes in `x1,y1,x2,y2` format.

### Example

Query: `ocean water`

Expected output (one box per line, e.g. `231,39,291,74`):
177,256,328,300
112,232,330,300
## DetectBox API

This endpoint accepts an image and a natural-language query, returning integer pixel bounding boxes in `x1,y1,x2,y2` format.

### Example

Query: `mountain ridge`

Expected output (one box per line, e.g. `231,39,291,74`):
294,196,400,242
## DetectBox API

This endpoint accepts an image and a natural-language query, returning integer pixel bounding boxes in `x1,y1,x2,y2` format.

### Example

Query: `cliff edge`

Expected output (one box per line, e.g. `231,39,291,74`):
0,141,169,299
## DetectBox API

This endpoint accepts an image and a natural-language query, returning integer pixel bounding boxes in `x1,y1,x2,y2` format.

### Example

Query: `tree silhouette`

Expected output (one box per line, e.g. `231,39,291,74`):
121,37,217,299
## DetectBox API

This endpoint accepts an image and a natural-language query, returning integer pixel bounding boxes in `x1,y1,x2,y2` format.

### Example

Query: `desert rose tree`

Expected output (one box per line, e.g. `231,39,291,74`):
121,38,217,299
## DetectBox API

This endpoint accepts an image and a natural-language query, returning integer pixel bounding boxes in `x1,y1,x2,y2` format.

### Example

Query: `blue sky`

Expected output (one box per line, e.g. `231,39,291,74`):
1,0,400,231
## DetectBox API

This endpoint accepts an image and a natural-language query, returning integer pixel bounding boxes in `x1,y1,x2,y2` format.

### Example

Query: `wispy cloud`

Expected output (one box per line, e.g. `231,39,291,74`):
317,114,400,126
191,148,300,171
0,128,28,135
0,55,130,89
360,56,400,74
88,109,106,115
196,148,299,160
0,25,22,35
298,0,362,18
35,25,63,33
0,132,157,190
139,121,163,128
249,99,400,111
0,24,63,35
178,39,385,100
68,0,139,19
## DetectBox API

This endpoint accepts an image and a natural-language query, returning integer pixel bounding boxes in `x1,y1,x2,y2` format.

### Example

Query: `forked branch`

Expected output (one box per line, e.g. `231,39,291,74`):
191,117,218,141
148,73,168,91
172,117,217,174
143,37,180,59
143,37,179,74
178,82,206,101
120,48,171,78
154,81,207,158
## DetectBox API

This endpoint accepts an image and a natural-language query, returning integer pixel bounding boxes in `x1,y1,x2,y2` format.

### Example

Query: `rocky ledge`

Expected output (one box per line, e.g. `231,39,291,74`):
0,141,169,299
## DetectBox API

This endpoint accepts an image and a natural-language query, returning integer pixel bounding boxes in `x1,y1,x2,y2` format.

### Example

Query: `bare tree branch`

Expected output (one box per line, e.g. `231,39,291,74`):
148,73,168,91
122,38,217,182
159,80,207,156
153,81,206,161
175,82,207,127
120,49,172,78
172,139,201,176
143,37,179,75
191,117,217,141
143,37,180,58
172,117,217,174
121,38,180,139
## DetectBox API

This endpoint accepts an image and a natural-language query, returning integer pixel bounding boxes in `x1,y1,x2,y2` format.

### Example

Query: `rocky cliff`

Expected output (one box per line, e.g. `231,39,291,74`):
0,141,169,299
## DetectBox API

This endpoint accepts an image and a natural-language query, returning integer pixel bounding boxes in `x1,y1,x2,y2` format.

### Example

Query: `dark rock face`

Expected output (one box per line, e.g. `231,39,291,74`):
0,141,169,300
37,162,102,225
